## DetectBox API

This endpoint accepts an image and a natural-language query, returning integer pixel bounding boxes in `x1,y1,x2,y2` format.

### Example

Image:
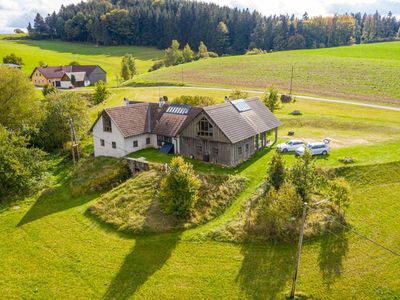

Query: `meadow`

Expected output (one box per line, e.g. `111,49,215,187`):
0,35,163,85
2,35,400,298
1,84,400,298
137,42,400,106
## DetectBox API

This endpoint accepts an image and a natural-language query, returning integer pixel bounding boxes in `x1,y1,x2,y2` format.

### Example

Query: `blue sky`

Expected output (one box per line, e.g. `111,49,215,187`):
1,0,399,33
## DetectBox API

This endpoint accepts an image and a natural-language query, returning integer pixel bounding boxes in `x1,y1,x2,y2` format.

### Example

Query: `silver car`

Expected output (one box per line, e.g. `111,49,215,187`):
276,140,305,153
295,142,330,156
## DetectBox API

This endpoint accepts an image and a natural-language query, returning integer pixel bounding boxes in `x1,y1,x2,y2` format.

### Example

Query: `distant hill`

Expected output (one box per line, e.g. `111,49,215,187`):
136,41,400,106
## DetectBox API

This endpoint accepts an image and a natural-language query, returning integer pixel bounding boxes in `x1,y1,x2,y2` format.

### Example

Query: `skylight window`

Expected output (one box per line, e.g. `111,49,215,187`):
166,104,191,115
231,99,251,112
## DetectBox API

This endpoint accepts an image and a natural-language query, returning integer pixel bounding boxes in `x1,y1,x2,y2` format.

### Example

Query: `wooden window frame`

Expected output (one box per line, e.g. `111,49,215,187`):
103,114,112,132
112,142,116,149
197,117,213,137
146,137,151,145
133,140,138,148
100,139,105,147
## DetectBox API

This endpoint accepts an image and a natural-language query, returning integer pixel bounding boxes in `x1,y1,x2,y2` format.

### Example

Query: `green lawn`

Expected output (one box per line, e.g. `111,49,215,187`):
1,47,400,298
137,42,400,106
0,35,163,86
1,157,399,299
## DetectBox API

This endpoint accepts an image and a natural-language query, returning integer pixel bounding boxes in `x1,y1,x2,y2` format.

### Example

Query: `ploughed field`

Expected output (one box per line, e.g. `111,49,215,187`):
1,84,400,299
136,41,400,106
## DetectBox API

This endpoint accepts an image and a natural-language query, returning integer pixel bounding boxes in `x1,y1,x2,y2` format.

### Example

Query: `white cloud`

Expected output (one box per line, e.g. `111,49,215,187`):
0,0,80,33
1,0,399,33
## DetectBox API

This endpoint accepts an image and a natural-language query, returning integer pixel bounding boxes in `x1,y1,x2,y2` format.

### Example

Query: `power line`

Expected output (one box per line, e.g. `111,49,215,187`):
323,214,400,257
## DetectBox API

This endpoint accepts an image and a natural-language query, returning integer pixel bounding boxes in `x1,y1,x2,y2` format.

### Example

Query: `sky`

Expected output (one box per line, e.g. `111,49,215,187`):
1,0,400,33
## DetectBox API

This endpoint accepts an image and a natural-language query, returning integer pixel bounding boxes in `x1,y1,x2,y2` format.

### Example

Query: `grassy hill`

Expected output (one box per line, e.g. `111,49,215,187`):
0,35,163,86
137,42,400,106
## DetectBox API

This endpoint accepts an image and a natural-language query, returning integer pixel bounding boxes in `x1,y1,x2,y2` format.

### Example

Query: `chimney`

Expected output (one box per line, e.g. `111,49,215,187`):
123,97,130,106
159,96,168,108
224,96,230,102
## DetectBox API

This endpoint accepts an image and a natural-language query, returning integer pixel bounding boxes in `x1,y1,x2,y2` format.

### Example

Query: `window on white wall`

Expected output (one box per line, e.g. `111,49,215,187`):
100,139,105,146
146,137,151,145
112,142,116,149
103,114,112,132
133,140,138,147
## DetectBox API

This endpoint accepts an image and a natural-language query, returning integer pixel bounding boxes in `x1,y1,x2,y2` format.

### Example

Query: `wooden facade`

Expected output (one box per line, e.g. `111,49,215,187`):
180,111,278,167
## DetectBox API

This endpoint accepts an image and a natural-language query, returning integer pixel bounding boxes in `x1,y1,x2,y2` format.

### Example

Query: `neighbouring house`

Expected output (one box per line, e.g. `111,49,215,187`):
91,96,281,166
30,65,106,88
0,63,21,69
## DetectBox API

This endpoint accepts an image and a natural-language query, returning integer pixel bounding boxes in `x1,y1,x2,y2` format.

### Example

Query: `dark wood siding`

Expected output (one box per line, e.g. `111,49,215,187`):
179,136,233,166
88,66,106,85
180,112,230,143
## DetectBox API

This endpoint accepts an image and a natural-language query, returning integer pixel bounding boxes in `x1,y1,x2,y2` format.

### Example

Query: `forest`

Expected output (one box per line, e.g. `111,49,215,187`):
27,0,400,54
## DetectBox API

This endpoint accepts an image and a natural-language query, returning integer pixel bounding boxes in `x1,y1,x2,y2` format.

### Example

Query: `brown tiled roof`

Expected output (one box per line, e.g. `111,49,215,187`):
93,98,281,143
203,97,281,144
104,103,160,138
154,107,202,137
32,65,104,79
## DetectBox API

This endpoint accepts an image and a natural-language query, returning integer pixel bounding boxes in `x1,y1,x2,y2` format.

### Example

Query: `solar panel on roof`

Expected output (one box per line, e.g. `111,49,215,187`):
231,99,251,112
166,104,191,115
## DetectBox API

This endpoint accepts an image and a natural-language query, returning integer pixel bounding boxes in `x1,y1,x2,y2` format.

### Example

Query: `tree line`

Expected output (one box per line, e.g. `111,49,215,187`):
27,0,400,54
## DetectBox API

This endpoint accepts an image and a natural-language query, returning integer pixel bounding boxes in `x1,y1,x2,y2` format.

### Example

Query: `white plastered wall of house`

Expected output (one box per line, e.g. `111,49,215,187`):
92,115,157,157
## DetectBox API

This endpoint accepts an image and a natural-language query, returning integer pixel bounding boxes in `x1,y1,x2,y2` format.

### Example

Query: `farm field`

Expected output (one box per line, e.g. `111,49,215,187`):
0,35,163,86
1,85,400,299
137,42,400,106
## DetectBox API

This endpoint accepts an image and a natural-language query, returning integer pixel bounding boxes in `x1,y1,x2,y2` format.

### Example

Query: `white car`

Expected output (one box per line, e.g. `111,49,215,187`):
295,142,330,156
276,140,305,153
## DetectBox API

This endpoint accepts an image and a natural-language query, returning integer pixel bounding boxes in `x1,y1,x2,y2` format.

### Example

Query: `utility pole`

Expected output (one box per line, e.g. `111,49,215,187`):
290,202,308,299
69,117,80,164
69,118,76,165
289,65,294,95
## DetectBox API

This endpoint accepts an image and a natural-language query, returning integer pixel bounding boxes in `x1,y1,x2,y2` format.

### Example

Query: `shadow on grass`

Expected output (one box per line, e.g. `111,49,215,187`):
16,39,162,60
237,242,296,299
318,228,349,288
17,157,98,227
103,233,180,300
17,186,100,227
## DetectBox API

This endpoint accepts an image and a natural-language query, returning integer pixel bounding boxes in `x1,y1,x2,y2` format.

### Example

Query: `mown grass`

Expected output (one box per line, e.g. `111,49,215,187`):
138,42,400,105
1,156,399,299
0,34,163,86
1,81,400,297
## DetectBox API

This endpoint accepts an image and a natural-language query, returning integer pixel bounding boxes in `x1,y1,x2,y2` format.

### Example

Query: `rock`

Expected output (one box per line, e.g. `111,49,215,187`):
290,110,302,115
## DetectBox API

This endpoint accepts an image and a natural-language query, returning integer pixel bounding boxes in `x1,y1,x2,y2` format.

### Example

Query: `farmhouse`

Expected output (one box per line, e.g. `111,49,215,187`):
30,65,106,88
91,97,281,166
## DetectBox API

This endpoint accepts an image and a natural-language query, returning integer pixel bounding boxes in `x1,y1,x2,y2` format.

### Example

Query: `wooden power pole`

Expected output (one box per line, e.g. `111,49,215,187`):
69,117,80,164
290,202,308,299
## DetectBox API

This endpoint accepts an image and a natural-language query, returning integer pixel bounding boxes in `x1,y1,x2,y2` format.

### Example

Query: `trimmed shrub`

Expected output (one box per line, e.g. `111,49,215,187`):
158,157,201,218
148,60,164,72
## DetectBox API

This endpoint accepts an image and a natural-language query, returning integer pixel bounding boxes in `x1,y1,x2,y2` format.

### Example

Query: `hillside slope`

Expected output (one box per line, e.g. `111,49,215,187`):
0,35,163,85
138,42,400,105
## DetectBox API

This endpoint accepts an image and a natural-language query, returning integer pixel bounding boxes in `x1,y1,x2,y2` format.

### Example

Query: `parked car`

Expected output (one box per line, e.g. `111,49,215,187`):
295,142,330,156
276,140,305,153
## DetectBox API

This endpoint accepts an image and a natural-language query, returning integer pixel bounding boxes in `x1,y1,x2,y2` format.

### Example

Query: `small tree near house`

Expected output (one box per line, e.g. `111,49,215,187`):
92,80,109,104
263,86,281,112
70,74,76,86
2,53,24,66
158,157,201,219
267,152,286,190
